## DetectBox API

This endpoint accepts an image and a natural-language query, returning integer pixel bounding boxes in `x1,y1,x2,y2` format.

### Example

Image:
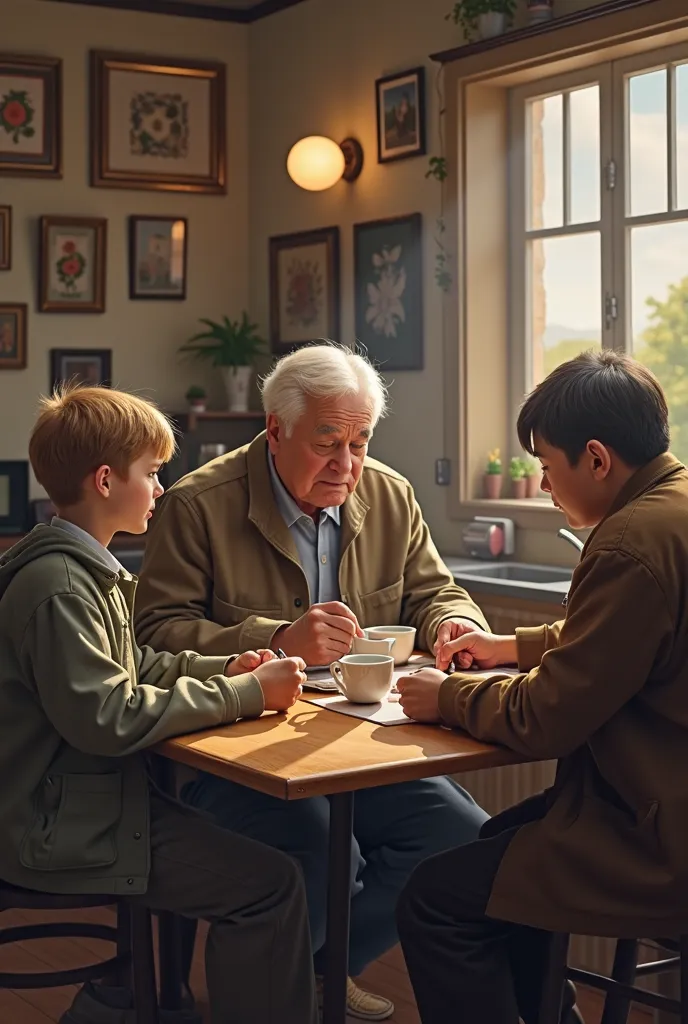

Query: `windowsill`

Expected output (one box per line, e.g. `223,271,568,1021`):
460,498,561,531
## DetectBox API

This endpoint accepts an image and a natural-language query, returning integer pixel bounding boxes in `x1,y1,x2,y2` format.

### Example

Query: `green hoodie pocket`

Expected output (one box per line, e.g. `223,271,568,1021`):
21,772,122,872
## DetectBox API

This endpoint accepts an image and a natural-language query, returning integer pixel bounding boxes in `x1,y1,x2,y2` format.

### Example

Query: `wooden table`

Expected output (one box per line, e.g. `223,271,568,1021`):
155,697,527,1024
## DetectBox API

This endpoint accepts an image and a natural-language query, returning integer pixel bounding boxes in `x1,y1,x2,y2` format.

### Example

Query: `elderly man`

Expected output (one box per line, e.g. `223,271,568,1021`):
135,343,489,1021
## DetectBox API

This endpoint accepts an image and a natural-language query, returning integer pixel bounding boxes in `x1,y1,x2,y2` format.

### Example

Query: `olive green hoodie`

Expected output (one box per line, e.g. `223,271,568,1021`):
0,525,264,895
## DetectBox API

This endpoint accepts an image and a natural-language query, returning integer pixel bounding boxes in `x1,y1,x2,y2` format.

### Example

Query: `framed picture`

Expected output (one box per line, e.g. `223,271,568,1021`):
0,205,10,269
375,67,426,164
0,461,29,535
0,55,62,178
129,216,188,299
39,216,107,313
50,348,112,392
91,50,226,194
0,302,27,370
31,497,56,526
269,227,340,353
354,213,423,371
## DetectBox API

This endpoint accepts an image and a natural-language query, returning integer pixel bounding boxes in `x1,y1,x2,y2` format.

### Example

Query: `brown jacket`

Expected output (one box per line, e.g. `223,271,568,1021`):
439,453,688,937
135,433,487,656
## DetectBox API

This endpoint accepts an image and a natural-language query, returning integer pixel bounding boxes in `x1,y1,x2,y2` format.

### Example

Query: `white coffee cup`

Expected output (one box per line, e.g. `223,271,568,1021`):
364,625,417,666
351,635,396,656
329,654,394,704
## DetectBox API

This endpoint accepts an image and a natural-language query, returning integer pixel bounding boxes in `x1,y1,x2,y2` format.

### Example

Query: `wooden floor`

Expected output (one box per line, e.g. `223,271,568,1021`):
0,906,654,1024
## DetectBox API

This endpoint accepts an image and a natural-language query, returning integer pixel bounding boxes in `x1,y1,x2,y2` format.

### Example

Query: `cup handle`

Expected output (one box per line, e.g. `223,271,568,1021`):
330,662,349,698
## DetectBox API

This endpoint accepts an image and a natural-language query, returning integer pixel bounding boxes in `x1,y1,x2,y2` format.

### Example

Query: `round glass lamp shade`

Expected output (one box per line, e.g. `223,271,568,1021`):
287,136,346,191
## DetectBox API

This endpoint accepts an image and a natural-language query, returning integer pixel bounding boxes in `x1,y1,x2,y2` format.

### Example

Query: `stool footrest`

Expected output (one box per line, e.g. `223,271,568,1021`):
567,965,682,1016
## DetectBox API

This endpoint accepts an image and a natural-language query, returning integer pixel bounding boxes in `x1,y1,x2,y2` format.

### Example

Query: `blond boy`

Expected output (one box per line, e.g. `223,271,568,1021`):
0,385,317,1024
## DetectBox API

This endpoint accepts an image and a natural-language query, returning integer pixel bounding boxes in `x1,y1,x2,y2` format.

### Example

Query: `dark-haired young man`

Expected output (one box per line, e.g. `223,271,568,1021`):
394,351,688,1024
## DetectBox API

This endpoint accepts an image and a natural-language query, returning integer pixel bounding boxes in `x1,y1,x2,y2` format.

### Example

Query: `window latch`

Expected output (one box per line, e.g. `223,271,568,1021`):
605,160,617,190
605,293,618,329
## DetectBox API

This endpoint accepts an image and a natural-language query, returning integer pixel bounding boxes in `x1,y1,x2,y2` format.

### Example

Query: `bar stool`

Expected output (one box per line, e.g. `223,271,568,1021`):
0,880,159,1023
539,932,688,1024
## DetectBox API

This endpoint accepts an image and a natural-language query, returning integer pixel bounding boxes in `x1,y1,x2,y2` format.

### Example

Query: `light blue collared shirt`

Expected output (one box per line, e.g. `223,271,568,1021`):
51,516,125,575
267,454,341,604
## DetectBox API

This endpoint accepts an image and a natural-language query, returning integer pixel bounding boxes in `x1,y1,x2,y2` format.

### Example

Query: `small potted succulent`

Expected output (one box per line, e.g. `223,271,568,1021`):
185,385,207,414
509,456,527,499
446,0,517,41
179,312,265,413
484,448,503,499
523,456,542,498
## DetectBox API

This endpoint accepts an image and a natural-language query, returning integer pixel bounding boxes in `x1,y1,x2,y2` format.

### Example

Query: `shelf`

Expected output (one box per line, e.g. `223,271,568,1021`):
429,0,656,64
179,410,266,432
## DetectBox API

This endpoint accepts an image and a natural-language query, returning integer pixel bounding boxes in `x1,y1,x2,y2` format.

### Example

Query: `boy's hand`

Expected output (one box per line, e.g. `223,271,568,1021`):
226,650,276,677
253,656,307,712
435,631,517,672
433,618,479,667
396,668,446,723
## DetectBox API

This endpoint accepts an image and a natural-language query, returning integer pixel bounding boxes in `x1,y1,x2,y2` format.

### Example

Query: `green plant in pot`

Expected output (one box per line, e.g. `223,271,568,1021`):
178,313,265,412
185,385,207,413
484,447,503,499
509,456,527,499
446,0,516,41
522,455,542,498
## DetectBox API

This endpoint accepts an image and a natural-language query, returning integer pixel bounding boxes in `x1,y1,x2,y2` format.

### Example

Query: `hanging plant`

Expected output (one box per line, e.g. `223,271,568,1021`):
425,66,452,293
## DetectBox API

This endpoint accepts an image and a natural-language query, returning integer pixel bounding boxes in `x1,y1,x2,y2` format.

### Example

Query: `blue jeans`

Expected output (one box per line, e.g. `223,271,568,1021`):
181,774,488,976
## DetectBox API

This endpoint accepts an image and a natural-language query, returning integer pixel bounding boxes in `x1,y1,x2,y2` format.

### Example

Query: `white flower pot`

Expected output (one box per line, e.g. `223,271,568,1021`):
478,11,507,38
223,365,252,412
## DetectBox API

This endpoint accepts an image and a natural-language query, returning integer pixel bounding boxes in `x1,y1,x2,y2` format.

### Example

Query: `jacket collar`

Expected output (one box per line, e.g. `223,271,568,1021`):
606,452,683,519
246,433,369,557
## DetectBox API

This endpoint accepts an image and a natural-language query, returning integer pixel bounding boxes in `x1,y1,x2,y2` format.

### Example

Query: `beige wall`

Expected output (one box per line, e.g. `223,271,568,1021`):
0,0,248,494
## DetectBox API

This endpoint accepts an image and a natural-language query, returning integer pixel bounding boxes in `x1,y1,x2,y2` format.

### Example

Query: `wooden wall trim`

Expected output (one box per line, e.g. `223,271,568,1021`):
44,0,307,24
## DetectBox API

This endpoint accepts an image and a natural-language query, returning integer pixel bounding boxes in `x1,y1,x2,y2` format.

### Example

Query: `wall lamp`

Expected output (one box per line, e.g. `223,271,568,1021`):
286,135,364,191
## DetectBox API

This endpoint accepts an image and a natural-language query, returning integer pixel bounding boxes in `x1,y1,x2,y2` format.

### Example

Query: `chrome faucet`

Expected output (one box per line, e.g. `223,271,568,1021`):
557,528,584,555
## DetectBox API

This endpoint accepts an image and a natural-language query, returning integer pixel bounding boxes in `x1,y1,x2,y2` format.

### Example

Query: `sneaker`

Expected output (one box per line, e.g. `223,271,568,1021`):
316,975,395,1021
59,981,201,1024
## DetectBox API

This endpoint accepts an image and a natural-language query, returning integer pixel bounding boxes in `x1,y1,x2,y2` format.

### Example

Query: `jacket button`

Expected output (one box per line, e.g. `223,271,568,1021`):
294,598,302,608
127,878,134,885
45,777,53,786
133,832,141,840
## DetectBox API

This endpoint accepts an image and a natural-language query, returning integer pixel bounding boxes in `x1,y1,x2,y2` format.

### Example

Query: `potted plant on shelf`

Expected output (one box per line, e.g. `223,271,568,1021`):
509,456,527,499
484,448,502,499
178,312,265,413
446,0,517,41
523,456,542,498
185,385,207,414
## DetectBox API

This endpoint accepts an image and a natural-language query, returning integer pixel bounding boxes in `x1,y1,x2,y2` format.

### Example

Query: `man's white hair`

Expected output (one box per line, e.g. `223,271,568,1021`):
260,342,388,435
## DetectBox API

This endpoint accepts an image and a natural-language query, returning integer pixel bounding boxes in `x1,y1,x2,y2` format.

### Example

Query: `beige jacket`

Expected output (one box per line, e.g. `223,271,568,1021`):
135,433,487,656
439,454,688,937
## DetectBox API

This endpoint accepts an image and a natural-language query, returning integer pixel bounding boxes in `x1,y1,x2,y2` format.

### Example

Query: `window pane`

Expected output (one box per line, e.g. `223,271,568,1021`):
529,232,601,385
628,69,668,216
529,93,563,230
569,85,600,224
631,220,688,464
678,63,688,212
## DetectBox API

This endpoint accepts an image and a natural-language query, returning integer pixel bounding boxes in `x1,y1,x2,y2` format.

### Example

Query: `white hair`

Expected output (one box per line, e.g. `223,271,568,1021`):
260,342,388,435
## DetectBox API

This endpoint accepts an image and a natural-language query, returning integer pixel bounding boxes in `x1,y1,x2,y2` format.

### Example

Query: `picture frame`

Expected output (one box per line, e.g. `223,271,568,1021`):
0,302,27,370
0,461,29,536
354,213,423,371
129,215,188,300
0,54,62,179
0,205,10,269
375,67,426,164
50,348,112,392
91,50,226,194
269,226,340,353
39,216,107,313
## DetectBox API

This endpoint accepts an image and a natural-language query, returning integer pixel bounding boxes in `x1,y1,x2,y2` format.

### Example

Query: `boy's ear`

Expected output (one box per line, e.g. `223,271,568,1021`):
586,440,612,478
94,464,111,497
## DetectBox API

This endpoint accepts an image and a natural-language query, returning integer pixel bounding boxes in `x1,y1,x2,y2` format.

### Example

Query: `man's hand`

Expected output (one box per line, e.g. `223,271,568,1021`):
434,618,481,669
435,631,518,672
274,602,364,666
226,649,275,677
396,668,446,723
253,656,307,712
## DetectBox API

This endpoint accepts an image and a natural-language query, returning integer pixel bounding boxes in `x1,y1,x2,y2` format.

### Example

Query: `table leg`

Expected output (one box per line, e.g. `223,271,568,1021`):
323,791,355,1024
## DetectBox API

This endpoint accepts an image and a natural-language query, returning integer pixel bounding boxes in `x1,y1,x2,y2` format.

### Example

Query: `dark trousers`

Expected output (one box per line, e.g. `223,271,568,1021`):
130,785,317,1024
397,793,553,1024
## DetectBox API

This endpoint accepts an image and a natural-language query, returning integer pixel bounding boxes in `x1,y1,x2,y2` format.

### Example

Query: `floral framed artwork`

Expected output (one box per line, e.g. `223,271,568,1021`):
375,67,426,164
91,51,226,194
0,302,27,370
39,217,107,313
129,216,188,299
269,227,340,353
0,205,10,270
50,348,112,392
0,55,62,178
354,213,423,371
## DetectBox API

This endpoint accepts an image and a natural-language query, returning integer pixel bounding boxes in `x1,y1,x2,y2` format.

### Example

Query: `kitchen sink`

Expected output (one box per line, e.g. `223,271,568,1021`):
458,563,573,585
